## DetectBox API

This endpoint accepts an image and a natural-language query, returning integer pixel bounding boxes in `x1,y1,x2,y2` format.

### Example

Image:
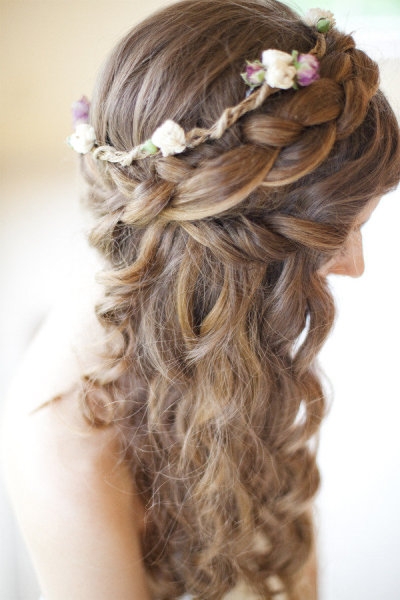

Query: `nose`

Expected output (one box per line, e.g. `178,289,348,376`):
319,229,365,278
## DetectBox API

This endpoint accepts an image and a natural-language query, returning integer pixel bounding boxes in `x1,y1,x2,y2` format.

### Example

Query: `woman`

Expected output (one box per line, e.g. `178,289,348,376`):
3,1,400,599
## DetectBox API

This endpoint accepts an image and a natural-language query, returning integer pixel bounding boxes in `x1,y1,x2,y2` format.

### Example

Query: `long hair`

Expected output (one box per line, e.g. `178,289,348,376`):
79,1,400,598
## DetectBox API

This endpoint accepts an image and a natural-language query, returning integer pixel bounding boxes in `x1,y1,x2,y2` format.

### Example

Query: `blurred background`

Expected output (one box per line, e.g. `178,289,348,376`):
1,1,399,599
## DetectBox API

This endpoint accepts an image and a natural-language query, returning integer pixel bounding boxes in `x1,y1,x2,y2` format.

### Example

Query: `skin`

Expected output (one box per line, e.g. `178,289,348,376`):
1,196,381,600
2,279,152,600
318,196,381,278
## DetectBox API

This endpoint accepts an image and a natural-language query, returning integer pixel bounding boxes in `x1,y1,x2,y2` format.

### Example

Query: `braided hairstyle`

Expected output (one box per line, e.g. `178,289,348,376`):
80,1,400,598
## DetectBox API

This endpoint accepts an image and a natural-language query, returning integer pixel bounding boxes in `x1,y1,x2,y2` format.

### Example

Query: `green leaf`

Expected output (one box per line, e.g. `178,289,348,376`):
141,139,159,155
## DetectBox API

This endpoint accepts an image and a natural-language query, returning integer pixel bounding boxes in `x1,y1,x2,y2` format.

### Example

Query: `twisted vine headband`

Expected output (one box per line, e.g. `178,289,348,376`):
67,8,335,166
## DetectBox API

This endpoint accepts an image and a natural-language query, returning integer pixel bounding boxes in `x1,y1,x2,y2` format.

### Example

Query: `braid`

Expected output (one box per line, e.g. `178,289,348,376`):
88,34,381,230
89,30,326,167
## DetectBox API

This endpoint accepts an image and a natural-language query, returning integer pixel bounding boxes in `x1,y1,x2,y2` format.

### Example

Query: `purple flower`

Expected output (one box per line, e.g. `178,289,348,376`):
71,95,90,127
241,60,265,88
296,54,320,87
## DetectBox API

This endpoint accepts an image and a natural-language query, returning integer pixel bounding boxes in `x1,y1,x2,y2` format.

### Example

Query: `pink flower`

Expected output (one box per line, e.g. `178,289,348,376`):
242,61,266,88
246,61,265,85
296,53,320,87
71,96,90,127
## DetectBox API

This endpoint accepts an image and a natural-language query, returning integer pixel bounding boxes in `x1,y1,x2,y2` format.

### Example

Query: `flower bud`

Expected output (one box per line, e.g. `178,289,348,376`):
296,53,320,87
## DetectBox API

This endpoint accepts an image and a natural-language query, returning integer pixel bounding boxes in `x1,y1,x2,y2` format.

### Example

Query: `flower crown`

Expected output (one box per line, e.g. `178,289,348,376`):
67,9,335,166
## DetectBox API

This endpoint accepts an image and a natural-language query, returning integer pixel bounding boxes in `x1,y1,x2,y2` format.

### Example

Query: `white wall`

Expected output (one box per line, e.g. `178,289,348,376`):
318,186,400,600
0,2,399,599
317,16,400,600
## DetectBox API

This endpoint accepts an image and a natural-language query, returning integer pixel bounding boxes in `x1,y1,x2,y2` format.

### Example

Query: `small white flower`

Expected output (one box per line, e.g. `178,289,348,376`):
261,49,297,89
151,119,187,157
304,8,336,29
261,49,294,68
264,62,297,89
67,123,96,154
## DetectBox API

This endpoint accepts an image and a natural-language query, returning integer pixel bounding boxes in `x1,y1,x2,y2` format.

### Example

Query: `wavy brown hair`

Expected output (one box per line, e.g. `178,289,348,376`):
79,1,400,598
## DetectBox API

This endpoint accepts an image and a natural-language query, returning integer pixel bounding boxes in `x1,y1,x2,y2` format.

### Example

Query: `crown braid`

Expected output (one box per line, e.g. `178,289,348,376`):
77,31,328,167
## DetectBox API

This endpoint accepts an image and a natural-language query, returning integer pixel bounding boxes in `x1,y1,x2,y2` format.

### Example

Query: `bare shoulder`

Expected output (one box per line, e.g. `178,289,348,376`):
4,265,105,418
1,268,138,513
1,278,151,599
3,398,150,599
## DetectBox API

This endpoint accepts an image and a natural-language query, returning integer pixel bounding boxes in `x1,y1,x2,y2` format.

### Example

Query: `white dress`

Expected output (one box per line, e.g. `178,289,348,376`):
39,577,286,599
38,534,287,599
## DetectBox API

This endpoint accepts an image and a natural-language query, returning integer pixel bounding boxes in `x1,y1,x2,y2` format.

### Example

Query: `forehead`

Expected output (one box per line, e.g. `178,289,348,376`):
355,196,381,224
